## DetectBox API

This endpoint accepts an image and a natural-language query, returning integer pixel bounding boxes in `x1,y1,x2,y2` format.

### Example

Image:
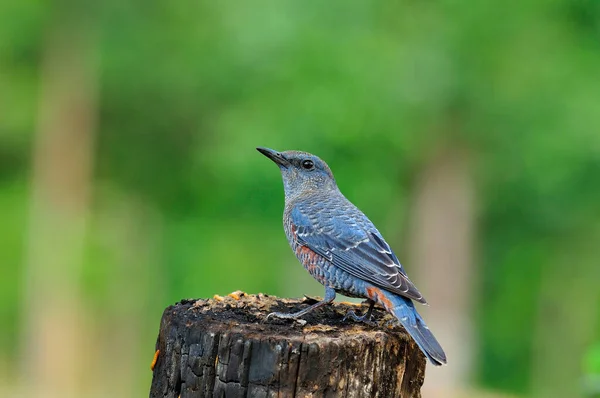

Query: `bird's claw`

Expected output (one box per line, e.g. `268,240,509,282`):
265,312,277,320
343,309,377,326
266,311,297,320
266,311,308,325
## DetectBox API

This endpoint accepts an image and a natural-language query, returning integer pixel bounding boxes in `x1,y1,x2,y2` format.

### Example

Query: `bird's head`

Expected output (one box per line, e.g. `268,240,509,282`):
257,147,338,199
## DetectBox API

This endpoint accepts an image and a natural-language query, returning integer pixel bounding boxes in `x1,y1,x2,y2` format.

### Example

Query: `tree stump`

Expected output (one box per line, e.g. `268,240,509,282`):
150,292,426,398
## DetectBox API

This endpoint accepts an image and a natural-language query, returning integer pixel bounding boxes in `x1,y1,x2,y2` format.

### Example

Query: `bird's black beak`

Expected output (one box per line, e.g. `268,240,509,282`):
257,147,290,168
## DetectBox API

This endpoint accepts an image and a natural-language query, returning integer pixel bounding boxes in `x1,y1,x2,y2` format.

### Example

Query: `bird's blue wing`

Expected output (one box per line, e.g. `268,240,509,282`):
290,205,427,304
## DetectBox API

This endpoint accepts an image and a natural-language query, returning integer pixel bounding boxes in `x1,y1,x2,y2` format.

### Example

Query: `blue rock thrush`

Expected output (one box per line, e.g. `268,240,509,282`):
257,147,447,366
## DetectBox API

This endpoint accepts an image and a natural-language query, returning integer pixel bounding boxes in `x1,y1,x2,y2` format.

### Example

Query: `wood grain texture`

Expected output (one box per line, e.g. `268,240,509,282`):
150,293,426,398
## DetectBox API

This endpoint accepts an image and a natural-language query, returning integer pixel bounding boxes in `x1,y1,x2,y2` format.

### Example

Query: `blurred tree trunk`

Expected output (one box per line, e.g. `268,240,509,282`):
408,140,476,398
20,5,98,397
89,196,163,397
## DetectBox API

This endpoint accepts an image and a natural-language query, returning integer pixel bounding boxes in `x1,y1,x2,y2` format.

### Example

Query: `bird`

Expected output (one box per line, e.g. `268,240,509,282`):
257,147,447,366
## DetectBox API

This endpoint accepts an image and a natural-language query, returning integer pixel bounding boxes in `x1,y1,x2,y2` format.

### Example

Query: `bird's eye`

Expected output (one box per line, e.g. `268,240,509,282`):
301,159,315,170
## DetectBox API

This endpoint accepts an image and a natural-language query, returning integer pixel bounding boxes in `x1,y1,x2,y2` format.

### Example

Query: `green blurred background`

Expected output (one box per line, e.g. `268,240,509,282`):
1,1,599,397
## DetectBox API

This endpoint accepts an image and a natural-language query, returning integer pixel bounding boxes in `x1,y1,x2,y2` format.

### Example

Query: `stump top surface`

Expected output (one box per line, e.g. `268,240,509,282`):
169,292,409,342
152,292,426,398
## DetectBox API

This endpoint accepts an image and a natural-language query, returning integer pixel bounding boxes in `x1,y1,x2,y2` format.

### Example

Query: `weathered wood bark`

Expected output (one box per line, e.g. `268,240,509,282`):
150,293,426,398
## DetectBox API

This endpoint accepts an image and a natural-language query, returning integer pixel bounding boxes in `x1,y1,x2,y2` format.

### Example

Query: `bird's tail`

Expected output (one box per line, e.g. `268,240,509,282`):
372,288,447,366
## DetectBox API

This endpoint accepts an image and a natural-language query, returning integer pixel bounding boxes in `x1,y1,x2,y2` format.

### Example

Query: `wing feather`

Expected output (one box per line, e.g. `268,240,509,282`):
290,205,427,304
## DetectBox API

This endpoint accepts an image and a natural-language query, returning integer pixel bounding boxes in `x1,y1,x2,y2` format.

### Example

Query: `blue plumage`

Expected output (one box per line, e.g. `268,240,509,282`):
257,147,447,366
289,201,426,304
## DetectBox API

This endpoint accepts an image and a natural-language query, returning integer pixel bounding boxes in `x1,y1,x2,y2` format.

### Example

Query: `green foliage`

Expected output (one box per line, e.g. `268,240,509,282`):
586,343,600,376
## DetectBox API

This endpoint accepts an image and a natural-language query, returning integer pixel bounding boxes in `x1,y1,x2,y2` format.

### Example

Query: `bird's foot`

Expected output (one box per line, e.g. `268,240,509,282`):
343,309,377,326
266,311,300,320
265,311,308,326
266,288,336,323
